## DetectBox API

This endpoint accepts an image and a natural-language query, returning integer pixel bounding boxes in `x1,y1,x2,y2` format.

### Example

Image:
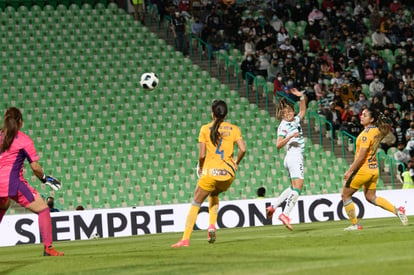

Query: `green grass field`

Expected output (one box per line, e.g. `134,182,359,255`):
1,217,413,275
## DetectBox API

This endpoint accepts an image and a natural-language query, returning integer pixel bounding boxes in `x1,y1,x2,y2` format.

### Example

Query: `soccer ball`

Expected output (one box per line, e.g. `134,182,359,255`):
140,72,159,90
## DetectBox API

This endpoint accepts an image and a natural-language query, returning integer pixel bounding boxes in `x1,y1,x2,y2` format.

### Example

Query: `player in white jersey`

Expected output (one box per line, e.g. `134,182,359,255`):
266,88,306,231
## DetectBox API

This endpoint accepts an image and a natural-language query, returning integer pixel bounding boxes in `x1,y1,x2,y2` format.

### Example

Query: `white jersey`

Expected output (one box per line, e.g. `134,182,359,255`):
277,115,305,154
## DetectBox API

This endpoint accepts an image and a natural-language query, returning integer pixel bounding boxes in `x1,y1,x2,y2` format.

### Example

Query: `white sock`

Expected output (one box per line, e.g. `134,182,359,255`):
273,187,292,208
283,189,300,217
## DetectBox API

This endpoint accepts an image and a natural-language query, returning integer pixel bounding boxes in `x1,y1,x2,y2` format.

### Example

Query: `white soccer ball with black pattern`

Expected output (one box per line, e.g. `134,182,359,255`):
140,72,159,90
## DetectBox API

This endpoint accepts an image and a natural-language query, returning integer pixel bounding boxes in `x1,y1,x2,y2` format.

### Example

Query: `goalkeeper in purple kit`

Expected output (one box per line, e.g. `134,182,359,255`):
0,107,64,256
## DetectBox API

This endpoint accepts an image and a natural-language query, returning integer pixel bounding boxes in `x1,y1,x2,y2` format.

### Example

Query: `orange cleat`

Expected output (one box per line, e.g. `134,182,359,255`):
171,239,190,248
207,225,216,243
44,246,64,256
278,213,293,231
266,206,275,220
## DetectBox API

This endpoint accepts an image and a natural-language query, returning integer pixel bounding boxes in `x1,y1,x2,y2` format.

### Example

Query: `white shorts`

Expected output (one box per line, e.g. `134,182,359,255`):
284,150,304,180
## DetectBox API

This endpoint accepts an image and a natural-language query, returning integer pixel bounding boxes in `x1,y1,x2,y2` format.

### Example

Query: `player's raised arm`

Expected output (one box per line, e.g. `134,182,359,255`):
290,88,306,120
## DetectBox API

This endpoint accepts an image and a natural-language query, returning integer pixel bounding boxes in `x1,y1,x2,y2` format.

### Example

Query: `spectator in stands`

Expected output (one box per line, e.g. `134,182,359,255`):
331,71,344,86
369,8,381,32
76,205,85,210
345,60,361,82
290,3,306,23
371,29,392,50
256,187,266,199
170,11,189,57
131,0,145,24
402,92,414,113
267,58,281,83
290,33,303,53
273,72,284,95
404,121,414,141
255,33,272,53
402,68,413,86
308,6,324,22
207,28,227,60
341,107,408,231
369,75,385,98
256,50,270,78
279,38,296,53
241,52,257,85
341,104,354,125
394,124,406,146
191,16,204,51
277,28,290,47
347,43,361,62
390,0,402,14
401,160,414,189
304,19,321,39
309,35,322,53
266,89,307,231
371,95,385,113
47,197,59,213
204,6,221,29
343,115,363,140
354,93,370,115
322,101,343,133
0,107,64,256
172,100,246,247
269,14,283,33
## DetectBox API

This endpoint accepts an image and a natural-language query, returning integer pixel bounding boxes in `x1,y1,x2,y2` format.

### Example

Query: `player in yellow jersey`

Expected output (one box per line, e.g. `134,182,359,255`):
342,107,408,230
172,100,246,247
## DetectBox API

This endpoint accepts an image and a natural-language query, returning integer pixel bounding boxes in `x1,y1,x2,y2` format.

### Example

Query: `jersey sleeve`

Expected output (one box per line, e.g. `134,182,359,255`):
277,123,287,137
198,125,209,143
23,136,40,163
232,125,242,142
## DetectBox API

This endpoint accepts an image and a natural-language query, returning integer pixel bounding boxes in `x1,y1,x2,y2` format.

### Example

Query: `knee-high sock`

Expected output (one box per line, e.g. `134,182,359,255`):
182,202,200,240
283,188,300,217
209,196,219,226
38,208,53,247
344,199,358,225
273,187,292,208
374,196,396,215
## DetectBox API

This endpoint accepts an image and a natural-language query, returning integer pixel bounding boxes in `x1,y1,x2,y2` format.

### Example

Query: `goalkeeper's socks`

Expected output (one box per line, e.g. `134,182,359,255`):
374,196,396,215
283,188,300,217
38,208,53,247
273,187,292,209
208,196,219,226
343,199,358,225
182,204,200,240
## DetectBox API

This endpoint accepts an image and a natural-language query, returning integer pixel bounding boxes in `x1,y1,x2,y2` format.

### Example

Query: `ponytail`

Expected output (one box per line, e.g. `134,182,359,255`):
1,107,22,153
210,100,228,146
367,108,390,154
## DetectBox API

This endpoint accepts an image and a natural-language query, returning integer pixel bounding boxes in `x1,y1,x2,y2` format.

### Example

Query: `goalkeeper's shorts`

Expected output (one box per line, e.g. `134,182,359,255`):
8,180,39,207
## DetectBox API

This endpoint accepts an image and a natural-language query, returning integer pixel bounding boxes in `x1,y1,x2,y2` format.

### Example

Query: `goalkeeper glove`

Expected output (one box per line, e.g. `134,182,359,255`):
41,175,62,191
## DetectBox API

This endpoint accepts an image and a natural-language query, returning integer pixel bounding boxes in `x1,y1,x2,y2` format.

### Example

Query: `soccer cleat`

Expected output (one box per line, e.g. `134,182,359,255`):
278,213,293,231
266,206,275,220
397,206,408,225
207,225,216,243
171,239,189,248
344,224,363,231
43,246,64,256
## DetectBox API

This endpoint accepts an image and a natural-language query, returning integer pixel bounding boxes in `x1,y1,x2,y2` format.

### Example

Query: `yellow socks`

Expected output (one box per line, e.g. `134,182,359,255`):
374,196,396,215
209,196,219,226
182,204,200,240
344,199,358,225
